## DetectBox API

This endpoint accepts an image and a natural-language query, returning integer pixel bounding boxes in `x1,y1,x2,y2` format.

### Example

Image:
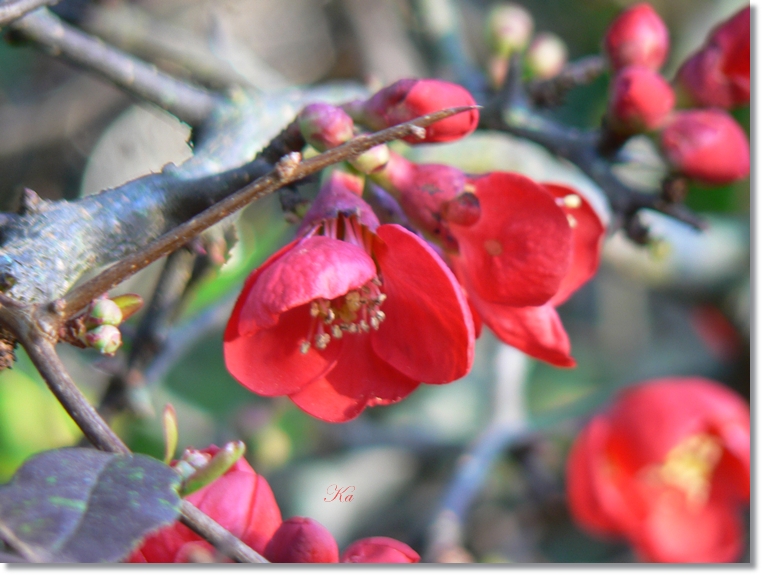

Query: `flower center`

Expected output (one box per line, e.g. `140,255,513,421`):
655,433,722,507
298,214,387,354
299,280,387,353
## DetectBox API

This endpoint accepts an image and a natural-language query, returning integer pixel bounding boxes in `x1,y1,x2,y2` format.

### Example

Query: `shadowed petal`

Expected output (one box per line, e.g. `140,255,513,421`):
371,224,474,383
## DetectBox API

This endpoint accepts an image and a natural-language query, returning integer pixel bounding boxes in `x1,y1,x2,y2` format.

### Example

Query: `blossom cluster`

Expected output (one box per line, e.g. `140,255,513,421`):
129,446,419,563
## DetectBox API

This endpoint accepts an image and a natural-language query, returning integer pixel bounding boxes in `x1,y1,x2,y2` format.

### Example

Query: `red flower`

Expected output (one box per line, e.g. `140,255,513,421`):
264,517,420,564
373,155,605,367
128,446,282,563
350,78,479,144
566,377,750,563
450,178,604,367
607,66,675,134
603,3,669,71
660,109,750,185
675,7,750,110
224,172,474,422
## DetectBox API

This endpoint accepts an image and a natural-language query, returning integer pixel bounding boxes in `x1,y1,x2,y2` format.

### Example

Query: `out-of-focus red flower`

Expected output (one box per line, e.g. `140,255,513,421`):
660,109,750,185
603,3,669,71
373,155,605,367
224,171,474,422
341,537,420,563
566,377,750,563
349,79,479,144
128,446,282,563
675,7,750,110
608,66,675,133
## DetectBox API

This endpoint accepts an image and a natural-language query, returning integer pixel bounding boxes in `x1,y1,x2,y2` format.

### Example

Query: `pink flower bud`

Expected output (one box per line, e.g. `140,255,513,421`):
354,79,478,144
298,103,355,151
486,3,534,57
675,7,750,110
264,517,339,563
603,3,669,71
85,298,123,329
341,537,420,563
660,109,749,185
526,32,568,79
83,324,122,355
607,66,674,133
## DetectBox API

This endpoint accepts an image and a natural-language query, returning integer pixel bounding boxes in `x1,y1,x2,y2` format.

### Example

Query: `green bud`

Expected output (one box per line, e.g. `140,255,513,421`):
85,298,123,329
82,325,122,355
349,144,390,174
179,441,246,497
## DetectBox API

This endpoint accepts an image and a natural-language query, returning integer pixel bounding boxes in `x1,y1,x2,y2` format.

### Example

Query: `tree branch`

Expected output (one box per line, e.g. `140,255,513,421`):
10,8,220,125
53,106,475,320
0,0,56,27
527,55,606,107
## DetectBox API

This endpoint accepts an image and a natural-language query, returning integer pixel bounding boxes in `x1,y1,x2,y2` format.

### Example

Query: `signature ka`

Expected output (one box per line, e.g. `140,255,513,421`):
324,484,355,502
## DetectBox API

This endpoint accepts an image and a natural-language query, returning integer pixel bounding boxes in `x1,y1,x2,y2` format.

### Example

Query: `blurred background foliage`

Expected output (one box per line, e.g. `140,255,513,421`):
0,0,750,563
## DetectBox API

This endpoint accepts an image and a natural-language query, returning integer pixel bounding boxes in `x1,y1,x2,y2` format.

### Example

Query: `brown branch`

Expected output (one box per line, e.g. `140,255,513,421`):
527,55,607,107
10,8,220,126
0,0,56,26
180,503,267,563
54,105,476,320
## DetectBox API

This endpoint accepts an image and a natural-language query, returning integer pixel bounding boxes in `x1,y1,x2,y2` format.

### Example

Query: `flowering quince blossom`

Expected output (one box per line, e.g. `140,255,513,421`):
372,152,605,367
603,3,669,72
128,446,419,563
224,171,474,422
675,6,750,110
128,445,282,562
566,377,750,563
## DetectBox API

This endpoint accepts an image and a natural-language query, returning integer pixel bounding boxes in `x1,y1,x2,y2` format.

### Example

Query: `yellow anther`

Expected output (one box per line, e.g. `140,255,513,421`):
331,325,343,338
315,333,331,350
299,341,311,354
563,194,582,209
657,433,722,507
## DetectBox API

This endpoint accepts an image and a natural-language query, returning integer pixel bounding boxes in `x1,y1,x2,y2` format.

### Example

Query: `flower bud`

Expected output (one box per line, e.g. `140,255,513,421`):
84,298,123,329
349,143,390,174
603,3,669,71
82,324,122,355
526,32,568,79
298,103,355,151
163,403,178,465
660,109,749,185
264,517,339,563
341,537,420,563
607,66,674,134
674,7,750,110
110,293,144,321
486,3,534,57
351,79,478,144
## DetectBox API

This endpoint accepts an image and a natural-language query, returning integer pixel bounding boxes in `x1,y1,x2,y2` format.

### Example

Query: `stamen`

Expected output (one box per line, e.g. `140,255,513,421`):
656,433,722,507
562,194,582,209
299,340,311,354
315,333,331,350
331,325,343,338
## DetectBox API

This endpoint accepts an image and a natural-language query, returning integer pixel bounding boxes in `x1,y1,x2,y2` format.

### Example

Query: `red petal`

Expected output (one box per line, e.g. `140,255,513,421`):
289,334,419,423
224,304,341,396
465,282,574,367
341,537,420,563
633,485,744,563
566,416,625,538
542,183,605,306
370,224,474,383
239,236,377,330
450,173,572,307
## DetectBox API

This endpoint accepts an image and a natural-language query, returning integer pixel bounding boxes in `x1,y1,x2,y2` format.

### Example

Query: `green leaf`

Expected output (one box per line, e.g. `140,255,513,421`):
0,448,181,563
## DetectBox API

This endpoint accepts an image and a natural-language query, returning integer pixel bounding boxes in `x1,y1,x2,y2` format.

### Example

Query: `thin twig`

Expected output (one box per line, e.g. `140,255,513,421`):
0,0,56,26
527,55,607,107
11,8,220,125
54,106,476,319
